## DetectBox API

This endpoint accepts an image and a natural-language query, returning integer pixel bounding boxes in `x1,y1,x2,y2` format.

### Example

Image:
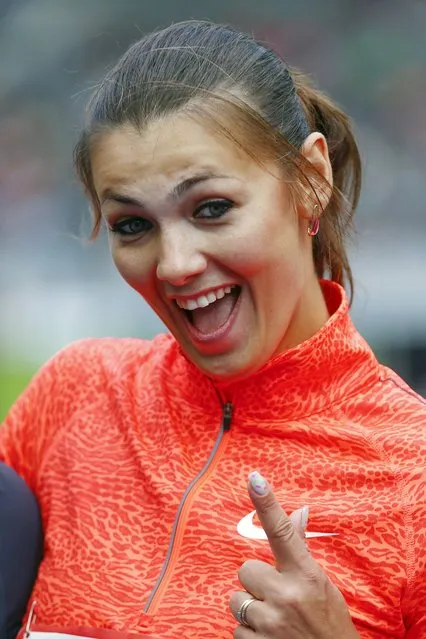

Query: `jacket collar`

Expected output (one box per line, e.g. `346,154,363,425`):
175,280,380,421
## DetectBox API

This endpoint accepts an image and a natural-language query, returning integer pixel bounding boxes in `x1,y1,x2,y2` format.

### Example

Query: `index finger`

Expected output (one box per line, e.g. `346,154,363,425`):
247,470,312,572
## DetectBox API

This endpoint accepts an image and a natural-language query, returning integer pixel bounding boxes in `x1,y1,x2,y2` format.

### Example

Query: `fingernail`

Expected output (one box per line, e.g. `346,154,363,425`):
301,505,309,530
248,471,269,496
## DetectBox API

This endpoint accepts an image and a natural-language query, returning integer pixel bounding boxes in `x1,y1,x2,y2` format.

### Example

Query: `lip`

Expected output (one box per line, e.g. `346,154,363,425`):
178,286,243,346
170,283,238,303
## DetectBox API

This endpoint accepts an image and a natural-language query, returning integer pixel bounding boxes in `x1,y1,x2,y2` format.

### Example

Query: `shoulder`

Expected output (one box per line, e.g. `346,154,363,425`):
49,332,171,364
6,332,180,426
53,333,183,398
0,333,177,482
372,368,426,494
343,363,426,462
378,365,426,418
36,332,175,385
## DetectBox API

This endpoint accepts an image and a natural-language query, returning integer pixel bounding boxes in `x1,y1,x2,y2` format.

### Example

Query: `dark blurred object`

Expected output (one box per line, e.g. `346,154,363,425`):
409,342,426,397
0,463,43,639
379,343,426,398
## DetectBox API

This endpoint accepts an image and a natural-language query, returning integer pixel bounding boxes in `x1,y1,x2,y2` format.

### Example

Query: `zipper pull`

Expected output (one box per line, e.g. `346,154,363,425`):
24,600,37,638
222,402,233,431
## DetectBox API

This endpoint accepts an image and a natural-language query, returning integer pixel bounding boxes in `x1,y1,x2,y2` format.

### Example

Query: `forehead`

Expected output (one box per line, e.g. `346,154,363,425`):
91,115,260,198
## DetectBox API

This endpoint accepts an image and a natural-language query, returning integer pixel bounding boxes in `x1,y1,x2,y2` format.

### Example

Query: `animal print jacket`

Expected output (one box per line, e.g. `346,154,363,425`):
1,281,425,639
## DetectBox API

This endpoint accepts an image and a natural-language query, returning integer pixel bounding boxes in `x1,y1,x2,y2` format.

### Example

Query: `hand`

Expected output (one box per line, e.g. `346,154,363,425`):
230,471,360,638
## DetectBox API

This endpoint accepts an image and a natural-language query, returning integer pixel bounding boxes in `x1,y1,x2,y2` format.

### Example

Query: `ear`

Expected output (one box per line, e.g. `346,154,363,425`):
300,132,333,214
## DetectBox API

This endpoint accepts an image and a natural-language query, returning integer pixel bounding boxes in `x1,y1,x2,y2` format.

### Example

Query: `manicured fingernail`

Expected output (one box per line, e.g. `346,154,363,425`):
301,506,309,530
248,471,269,496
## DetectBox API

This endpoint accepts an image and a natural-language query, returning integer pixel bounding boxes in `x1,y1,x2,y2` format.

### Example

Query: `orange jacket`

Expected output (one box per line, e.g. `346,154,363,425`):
1,281,425,639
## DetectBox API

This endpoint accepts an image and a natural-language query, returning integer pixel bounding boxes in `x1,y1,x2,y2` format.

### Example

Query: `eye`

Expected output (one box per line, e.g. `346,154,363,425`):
193,199,233,220
109,217,152,236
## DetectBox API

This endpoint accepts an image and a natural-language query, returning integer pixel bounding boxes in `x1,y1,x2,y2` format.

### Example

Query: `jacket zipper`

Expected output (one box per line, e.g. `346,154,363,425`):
22,600,37,638
143,401,233,615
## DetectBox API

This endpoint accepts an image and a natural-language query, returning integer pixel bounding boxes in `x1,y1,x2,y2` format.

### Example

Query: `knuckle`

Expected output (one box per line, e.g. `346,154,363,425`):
272,572,326,609
300,564,322,584
238,559,260,584
260,493,281,516
267,515,294,543
272,582,302,608
259,607,283,634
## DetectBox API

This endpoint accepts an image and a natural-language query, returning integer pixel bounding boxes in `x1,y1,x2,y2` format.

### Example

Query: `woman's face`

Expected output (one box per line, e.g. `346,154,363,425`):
91,115,330,381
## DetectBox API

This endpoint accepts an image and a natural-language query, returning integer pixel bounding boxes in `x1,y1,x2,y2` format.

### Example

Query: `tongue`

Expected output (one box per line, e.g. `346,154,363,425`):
191,292,236,334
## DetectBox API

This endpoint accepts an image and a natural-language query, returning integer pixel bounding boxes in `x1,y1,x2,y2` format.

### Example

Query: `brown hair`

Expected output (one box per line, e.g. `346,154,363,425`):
74,20,361,299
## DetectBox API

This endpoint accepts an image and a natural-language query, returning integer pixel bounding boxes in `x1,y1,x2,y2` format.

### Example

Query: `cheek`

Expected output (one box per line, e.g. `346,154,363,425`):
227,213,301,278
111,244,156,294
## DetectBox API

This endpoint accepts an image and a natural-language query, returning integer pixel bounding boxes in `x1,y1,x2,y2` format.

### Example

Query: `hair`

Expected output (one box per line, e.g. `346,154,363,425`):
74,20,361,300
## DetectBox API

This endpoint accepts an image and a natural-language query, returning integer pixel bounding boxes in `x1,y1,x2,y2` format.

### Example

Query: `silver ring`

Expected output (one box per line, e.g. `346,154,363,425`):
236,596,257,627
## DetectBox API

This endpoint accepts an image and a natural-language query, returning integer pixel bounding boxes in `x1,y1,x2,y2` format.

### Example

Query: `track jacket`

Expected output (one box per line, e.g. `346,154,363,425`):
1,281,425,639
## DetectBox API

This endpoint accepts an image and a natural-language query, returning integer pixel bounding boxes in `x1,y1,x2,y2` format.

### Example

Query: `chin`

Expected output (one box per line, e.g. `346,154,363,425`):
189,348,263,385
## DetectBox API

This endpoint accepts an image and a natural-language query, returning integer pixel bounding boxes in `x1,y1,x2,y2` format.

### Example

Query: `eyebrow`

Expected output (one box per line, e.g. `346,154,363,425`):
100,172,227,207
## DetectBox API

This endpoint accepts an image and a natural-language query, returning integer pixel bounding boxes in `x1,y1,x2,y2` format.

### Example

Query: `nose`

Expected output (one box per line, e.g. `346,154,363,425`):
156,229,207,286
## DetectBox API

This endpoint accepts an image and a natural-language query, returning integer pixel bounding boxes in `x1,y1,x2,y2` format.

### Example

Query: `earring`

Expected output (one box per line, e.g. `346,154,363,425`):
307,204,320,236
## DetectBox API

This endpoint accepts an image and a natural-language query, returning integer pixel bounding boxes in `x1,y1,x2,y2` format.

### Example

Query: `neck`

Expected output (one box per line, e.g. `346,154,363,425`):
275,276,330,354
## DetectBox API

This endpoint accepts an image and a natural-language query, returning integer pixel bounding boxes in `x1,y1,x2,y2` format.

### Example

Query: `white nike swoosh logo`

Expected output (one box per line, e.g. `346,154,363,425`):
237,510,339,540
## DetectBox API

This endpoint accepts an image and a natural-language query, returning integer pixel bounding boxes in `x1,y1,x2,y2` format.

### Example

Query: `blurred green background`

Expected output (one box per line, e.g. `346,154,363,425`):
0,364,34,421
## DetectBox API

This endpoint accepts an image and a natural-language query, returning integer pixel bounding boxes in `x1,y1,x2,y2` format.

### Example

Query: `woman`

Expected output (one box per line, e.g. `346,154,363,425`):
1,19,425,639
0,463,42,639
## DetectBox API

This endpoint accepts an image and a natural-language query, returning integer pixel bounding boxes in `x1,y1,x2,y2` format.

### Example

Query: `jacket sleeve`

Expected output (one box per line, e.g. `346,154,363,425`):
402,482,426,637
0,357,59,490
0,340,97,491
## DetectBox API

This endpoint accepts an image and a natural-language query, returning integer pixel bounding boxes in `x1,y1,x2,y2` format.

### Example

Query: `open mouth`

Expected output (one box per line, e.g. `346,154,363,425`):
176,285,241,335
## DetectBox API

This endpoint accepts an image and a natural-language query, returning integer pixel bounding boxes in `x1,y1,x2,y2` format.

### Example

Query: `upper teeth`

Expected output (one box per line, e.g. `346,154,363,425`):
176,286,234,311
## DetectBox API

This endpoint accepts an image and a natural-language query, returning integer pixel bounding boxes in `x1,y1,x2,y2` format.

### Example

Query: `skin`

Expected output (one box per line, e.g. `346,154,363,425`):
91,114,333,382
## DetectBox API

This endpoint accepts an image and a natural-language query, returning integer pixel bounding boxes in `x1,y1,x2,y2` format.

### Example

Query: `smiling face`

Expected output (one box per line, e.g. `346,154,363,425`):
91,115,330,381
